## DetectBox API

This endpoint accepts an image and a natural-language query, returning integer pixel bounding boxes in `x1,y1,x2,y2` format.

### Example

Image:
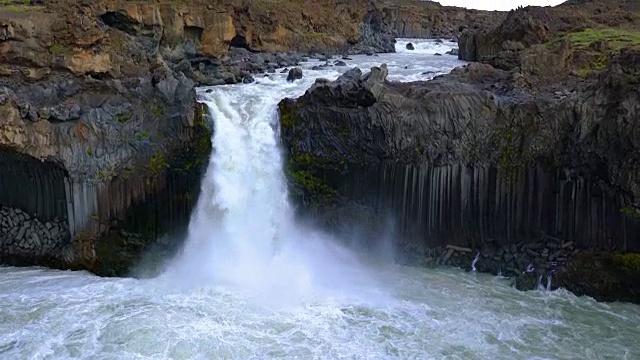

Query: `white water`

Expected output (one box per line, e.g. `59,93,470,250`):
471,252,480,272
2,40,640,359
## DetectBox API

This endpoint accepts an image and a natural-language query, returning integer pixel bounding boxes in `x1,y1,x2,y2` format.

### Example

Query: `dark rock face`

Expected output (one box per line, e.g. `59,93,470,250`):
287,67,303,82
279,63,640,302
379,3,504,39
0,3,212,276
347,9,397,55
458,7,551,63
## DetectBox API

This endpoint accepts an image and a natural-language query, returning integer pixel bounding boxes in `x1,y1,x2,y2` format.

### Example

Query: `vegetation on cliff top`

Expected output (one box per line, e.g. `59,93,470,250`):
564,28,640,50
0,0,43,12
544,27,640,77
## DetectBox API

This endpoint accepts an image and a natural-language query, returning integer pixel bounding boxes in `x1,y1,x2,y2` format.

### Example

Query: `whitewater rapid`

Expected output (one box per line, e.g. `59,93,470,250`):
2,39,640,359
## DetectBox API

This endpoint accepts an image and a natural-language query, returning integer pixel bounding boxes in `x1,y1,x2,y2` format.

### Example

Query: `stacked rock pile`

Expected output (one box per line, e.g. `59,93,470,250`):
0,206,70,258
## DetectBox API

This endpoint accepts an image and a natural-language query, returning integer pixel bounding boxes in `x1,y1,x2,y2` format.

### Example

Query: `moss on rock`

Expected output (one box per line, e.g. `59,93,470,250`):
278,99,338,203
556,252,640,303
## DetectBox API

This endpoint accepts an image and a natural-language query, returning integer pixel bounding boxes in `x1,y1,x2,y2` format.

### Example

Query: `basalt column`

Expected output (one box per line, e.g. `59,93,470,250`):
0,149,71,265
324,162,640,253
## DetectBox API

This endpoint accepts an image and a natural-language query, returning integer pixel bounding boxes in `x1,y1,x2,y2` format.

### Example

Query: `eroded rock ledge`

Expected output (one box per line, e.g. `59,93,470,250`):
278,59,640,302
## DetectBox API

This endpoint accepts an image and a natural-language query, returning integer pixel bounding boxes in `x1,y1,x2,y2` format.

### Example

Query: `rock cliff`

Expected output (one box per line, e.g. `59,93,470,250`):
278,0,640,302
0,1,214,276
0,0,501,276
458,0,640,76
279,52,640,301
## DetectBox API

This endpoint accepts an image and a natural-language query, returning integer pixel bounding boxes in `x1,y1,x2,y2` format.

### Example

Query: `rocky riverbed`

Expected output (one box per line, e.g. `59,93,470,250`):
0,206,70,261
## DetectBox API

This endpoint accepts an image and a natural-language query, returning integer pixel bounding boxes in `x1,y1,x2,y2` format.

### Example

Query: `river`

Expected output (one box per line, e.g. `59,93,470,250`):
1,39,639,360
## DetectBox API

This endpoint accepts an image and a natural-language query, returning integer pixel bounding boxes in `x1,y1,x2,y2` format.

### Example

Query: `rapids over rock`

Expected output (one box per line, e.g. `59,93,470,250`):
1,39,639,359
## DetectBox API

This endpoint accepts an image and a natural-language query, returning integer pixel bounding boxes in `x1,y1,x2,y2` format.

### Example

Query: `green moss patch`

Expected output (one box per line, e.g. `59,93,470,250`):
621,206,640,220
616,253,640,271
564,28,640,51
0,0,43,12
152,106,165,117
286,152,338,200
149,153,169,174
548,28,640,77
116,112,132,123
278,100,338,202
49,44,73,55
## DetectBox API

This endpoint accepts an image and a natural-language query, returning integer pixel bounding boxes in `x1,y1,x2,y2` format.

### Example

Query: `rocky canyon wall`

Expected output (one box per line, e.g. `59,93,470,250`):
279,58,640,301
0,0,503,275
323,162,638,251
0,0,213,275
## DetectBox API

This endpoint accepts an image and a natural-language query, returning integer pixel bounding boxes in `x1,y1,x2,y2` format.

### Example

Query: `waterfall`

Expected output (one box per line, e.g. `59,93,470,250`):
164,87,376,303
171,90,296,288
536,274,544,291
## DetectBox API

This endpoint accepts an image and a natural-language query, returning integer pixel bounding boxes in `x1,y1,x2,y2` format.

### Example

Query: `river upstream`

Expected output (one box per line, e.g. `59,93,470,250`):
1,40,640,359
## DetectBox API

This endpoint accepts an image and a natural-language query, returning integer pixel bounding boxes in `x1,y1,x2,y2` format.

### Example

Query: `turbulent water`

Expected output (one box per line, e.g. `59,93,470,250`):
2,39,640,359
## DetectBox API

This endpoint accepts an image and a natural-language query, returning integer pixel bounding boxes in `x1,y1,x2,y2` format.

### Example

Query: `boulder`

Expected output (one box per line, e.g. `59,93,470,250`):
406,43,415,50
286,67,303,82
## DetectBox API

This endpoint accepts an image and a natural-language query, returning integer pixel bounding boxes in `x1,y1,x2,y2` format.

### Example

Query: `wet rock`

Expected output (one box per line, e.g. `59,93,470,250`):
446,48,459,56
406,43,415,50
221,72,237,84
286,67,303,82
18,102,38,121
334,61,347,67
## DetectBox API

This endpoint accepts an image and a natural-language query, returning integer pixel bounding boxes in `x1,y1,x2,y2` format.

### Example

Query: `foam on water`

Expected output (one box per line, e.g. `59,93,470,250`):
395,38,458,55
2,40,640,359
2,265,640,359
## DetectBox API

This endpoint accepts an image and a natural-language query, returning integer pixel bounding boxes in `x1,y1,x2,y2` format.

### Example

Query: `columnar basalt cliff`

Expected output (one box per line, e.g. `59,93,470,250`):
0,1,215,276
0,0,499,275
279,46,640,301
